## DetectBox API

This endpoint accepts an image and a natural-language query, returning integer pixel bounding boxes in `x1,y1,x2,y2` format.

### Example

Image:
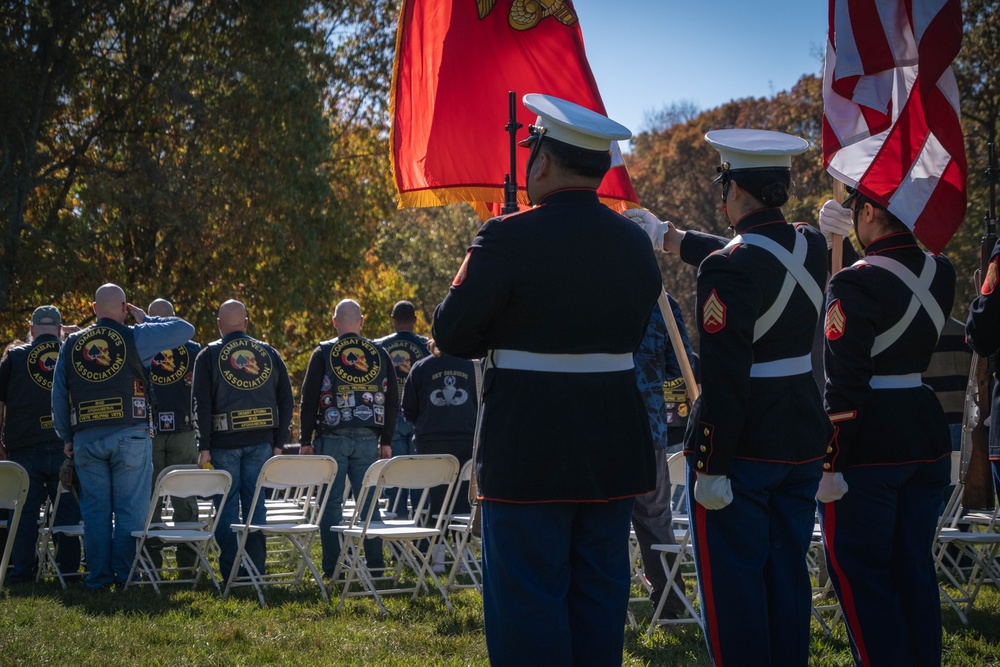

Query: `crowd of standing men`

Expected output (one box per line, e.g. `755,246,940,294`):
0,91,994,667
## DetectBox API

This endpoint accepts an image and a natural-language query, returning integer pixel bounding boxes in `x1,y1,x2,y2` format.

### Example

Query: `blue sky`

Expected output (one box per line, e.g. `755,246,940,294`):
572,1,828,136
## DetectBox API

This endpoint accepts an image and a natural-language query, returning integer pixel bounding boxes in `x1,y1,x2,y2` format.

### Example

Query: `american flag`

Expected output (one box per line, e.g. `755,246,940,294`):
822,0,967,254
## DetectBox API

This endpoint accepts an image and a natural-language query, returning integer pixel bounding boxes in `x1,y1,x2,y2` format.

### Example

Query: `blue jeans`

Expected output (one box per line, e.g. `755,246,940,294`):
481,499,635,667
211,443,271,580
314,428,384,574
688,457,822,667
73,425,152,588
820,457,949,667
8,442,81,583
386,416,416,517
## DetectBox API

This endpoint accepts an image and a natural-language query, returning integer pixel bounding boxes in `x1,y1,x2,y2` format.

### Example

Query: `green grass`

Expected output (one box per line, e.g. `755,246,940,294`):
3,576,1000,666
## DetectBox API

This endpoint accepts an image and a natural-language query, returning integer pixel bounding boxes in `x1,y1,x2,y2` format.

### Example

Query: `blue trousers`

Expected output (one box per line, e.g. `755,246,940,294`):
74,425,152,588
820,457,949,667
211,443,270,580
688,457,822,667
386,416,416,517
7,442,81,583
481,498,634,667
313,428,384,574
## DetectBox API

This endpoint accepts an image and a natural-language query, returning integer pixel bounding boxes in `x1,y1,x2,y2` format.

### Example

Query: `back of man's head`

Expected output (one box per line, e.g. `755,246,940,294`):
333,299,363,335
94,284,127,323
390,300,417,332
147,298,175,318
217,299,248,336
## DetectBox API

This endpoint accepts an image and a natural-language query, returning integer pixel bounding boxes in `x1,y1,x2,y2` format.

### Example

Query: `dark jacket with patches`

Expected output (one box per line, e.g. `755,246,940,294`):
965,238,1000,458
0,335,62,450
432,188,662,502
825,232,955,470
679,208,831,475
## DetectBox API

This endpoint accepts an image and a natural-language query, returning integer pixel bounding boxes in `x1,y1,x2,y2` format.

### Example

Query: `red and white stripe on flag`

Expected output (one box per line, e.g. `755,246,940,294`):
822,0,967,253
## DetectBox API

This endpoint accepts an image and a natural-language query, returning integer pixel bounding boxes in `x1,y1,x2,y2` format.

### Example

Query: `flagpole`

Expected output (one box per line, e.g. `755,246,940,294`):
502,91,522,215
831,181,846,273
658,290,700,401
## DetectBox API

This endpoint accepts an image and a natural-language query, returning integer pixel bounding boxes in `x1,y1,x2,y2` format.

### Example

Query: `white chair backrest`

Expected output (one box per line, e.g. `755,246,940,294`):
0,461,29,510
380,455,459,490
259,455,338,491
458,458,473,484
667,451,686,488
155,463,199,489
157,469,232,501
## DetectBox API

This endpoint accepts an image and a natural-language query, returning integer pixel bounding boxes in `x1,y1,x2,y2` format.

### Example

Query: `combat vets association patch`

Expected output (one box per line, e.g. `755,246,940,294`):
330,338,382,385
150,345,191,387
71,327,127,382
983,257,999,295
825,300,846,340
702,290,726,334
26,339,59,390
218,339,274,390
452,250,472,286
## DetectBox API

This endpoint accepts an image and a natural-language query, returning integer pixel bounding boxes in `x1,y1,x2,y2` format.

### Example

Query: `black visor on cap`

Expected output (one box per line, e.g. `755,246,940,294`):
841,186,860,208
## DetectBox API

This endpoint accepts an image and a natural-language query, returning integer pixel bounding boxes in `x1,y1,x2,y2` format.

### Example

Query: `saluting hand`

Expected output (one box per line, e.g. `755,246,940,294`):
126,303,146,324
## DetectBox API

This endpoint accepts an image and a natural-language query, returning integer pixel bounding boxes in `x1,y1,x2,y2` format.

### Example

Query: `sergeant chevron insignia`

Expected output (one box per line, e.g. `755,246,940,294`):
825,300,846,340
982,257,998,295
702,290,726,333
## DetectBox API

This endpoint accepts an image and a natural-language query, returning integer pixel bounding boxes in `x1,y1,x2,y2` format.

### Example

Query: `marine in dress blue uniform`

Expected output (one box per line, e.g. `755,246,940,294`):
433,94,662,667
966,238,1000,495
818,189,954,667
645,129,832,665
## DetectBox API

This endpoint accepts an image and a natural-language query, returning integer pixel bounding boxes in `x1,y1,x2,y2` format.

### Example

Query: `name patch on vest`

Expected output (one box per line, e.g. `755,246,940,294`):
151,345,192,386
71,327,127,382
27,340,59,390
231,407,275,430
78,397,125,424
218,339,273,391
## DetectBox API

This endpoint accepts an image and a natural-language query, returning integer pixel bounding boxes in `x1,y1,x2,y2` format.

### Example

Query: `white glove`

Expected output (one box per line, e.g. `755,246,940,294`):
694,473,733,510
622,208,670,252
818,199,853,248
816,472,849,503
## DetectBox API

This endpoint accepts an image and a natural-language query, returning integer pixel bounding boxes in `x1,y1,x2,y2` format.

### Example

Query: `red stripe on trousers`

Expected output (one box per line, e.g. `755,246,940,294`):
822,502,873,666
695,502,725,666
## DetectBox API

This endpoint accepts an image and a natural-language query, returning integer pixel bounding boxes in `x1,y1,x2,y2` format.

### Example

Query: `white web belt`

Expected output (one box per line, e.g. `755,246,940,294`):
869,373,922,389
488,349,634,373
749,353,812,378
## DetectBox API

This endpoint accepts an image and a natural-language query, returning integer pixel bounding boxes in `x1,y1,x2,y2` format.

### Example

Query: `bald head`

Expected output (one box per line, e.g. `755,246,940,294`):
333,299,363,335
94,283,128,322
217,299,248,336
147,298,175,318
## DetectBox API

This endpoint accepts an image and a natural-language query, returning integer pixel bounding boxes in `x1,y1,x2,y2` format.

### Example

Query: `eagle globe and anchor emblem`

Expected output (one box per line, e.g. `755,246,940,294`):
477,0,578,30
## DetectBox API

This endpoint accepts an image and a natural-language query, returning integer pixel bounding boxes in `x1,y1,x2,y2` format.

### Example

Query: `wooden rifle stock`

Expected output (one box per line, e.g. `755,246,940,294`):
964,352,996,511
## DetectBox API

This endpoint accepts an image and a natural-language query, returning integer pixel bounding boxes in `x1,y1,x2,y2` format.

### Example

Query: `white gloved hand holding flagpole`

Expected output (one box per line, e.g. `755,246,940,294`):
622,208,671,252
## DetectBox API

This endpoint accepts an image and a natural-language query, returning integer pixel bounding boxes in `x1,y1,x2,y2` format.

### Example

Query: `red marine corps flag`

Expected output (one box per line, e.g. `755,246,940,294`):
389,0,639,219
822,0,967,253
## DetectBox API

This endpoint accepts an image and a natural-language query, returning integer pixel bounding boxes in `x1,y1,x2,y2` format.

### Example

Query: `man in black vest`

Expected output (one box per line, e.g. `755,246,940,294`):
300,299,397,578
375,300,428,517
53,284,194,590
0,306,81,585
192,300,293,583
146,298,201,571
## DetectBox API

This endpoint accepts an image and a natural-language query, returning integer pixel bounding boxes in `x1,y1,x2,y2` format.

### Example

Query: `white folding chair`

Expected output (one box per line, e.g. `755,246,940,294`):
125,468,232,593
35,479,85,588
443,459,482,591
0,461,30,589
934,453,1000,624
647,452,702,635
223,455,338,606
332,454,460,614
